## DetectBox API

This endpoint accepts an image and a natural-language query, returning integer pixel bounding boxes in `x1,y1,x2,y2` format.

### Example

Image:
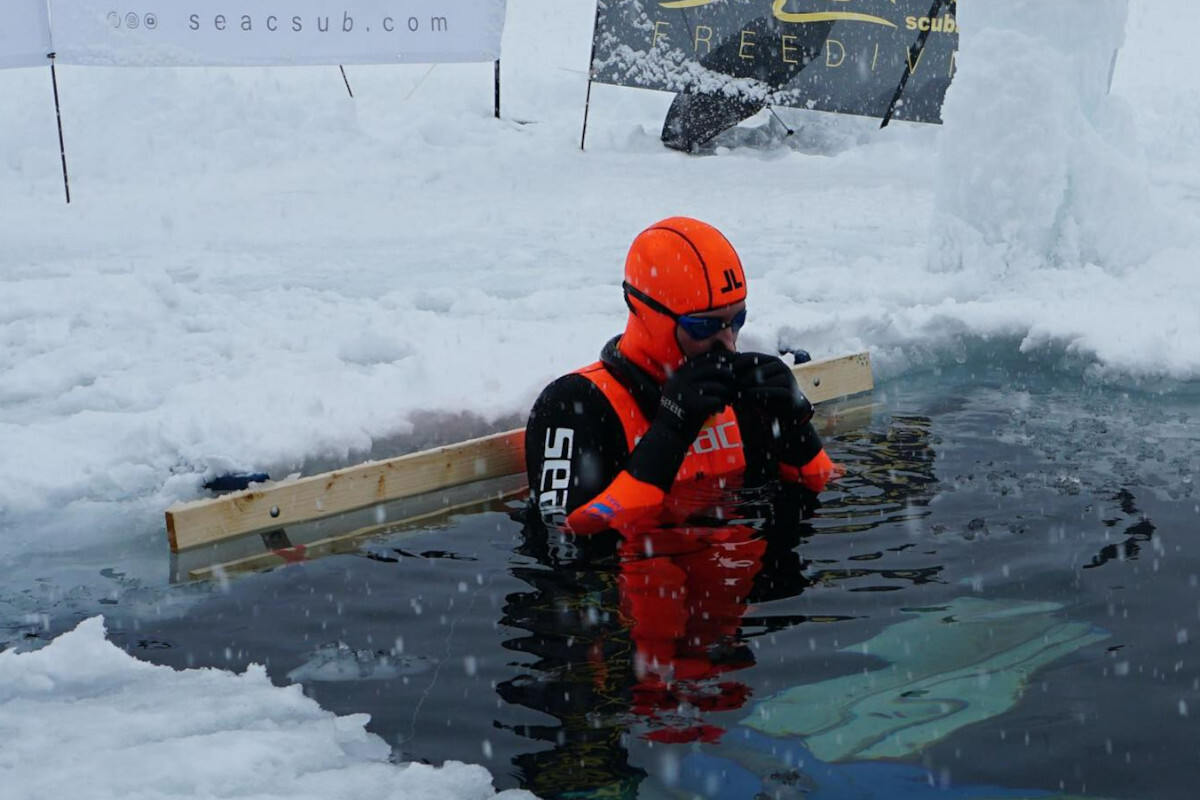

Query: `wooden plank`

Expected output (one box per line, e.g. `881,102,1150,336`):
165,350,872,552
815,399,881,438
167,429,525,551
187,486,528,582
793,351,873,405
170,472,528,582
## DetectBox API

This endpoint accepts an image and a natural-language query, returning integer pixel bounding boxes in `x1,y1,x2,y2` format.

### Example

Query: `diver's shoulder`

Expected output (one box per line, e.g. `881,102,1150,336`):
530,367,611,418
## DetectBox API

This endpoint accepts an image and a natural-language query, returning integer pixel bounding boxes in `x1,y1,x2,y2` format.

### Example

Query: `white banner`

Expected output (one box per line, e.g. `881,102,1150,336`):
49,0,506,66
0,0,53,69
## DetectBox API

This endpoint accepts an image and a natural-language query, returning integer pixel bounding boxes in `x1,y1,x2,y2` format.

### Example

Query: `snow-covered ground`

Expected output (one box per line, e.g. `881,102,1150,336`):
0,616,534,799
1,0,1198,797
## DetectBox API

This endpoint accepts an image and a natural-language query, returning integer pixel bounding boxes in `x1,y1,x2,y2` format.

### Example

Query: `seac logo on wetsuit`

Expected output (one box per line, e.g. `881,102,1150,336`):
538,428,574,516
688,419,740,456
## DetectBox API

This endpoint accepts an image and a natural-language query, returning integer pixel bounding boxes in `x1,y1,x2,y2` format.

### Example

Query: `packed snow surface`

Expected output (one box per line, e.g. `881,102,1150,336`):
0,617,534,799
1,0,1198,797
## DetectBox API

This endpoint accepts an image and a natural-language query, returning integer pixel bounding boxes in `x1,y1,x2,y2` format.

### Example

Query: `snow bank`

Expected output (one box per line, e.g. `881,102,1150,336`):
932,0,1169,274
0,617,535,800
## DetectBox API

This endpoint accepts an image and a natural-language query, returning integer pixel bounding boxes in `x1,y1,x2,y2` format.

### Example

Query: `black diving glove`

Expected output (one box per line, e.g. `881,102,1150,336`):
657,350,737,441
626,350,736,491
732,352,816,471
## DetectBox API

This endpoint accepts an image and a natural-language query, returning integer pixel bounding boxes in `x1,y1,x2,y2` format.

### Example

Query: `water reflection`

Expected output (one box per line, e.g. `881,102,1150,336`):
1084,488,1157,570
497,538,643,798
817,413,940,535
498,489,813,799
498,411,943,798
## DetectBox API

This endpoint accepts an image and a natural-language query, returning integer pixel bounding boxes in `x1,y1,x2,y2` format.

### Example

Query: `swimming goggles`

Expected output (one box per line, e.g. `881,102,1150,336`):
623,281,747,340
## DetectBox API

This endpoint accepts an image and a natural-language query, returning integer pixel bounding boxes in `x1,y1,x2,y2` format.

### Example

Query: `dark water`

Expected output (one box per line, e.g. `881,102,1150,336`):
98,359,1199,800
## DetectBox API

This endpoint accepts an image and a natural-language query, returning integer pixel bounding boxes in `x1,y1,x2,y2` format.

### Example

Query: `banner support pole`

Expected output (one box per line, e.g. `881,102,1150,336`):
339,66,354,98
766,104,795,138
48,52,71,204
580,1,602,151
580,80,594,151
881,0,948,128
494,59,500,118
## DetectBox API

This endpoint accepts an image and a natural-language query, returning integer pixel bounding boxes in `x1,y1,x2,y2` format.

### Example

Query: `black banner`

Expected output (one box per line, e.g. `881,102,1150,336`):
589,0,958,124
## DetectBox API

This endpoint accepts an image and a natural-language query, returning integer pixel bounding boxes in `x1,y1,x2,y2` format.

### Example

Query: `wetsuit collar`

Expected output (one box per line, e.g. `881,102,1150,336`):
600,336,662,421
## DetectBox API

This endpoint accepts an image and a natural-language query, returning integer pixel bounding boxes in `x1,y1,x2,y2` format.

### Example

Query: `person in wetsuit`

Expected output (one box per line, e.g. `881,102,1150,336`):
524,216,837,535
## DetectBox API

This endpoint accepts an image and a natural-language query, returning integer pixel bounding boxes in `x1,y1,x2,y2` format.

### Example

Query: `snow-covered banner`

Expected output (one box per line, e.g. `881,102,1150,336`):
49,0,507,67
590,0,958,124
0,0,53,69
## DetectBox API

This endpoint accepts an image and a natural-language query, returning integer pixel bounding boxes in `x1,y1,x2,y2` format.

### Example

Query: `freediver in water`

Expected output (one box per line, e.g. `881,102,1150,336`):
509,218,835,795
524,215,837,536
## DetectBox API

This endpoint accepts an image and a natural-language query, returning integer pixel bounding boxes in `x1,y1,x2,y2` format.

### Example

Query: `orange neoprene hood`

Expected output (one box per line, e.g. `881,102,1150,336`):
618,217,748,382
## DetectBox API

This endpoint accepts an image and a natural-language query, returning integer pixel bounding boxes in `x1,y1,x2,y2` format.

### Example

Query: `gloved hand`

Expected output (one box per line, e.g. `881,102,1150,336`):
655,349,737,443
732,352,816,470
626,349,737,493
732,352,813,429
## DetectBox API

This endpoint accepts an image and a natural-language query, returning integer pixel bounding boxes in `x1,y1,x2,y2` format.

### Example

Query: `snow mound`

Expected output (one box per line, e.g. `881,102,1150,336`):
932,0,1172,274
0,617,536,800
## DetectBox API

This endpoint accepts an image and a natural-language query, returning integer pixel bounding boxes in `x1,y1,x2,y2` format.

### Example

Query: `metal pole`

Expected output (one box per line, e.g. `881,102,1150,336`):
766,105,795,137
339,65,354,98
494,59,501,118
580,1,603,150
580,81,594,151
880,0,948,128
48,53,71,204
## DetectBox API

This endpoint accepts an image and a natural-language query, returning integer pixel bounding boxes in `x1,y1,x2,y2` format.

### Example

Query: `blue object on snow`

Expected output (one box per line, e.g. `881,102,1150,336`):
203,472,270,492
780,347,811,364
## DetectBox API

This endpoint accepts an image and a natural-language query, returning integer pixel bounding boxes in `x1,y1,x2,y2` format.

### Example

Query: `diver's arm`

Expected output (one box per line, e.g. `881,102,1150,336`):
525,374,630,529
525,378,675,534
779,421,837,493
566,353,740,533
528,355,737,534
525,375,682,534
564,423,691,535
732,352,838,493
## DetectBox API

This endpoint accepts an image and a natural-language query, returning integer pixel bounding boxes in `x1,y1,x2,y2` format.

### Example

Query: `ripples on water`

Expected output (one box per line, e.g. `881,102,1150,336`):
9,355,1200,799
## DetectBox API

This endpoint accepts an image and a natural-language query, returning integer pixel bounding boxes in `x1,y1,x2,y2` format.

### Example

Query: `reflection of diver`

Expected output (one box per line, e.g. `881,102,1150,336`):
496,532,646,800
620,523,764,744
617,486,818,745
499,482,818,798
662,15,834,153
